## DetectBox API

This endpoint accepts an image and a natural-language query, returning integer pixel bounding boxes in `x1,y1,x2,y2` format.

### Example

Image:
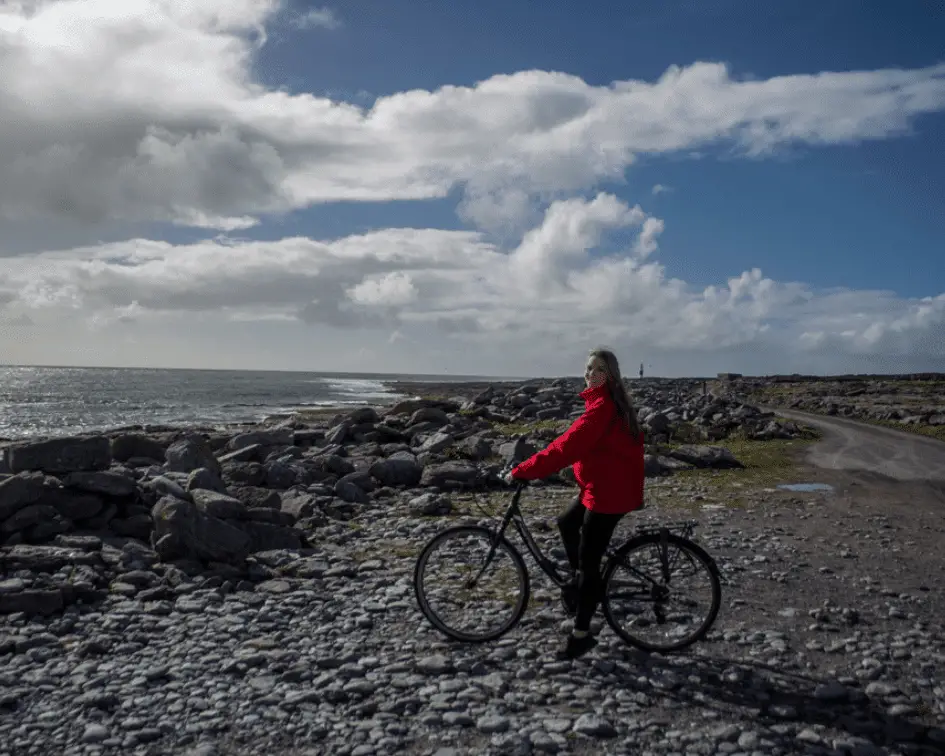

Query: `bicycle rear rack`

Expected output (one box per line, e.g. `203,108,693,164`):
634,519,699,538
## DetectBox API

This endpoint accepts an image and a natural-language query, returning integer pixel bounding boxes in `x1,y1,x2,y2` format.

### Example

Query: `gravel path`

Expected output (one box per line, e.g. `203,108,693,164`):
769,409,945,482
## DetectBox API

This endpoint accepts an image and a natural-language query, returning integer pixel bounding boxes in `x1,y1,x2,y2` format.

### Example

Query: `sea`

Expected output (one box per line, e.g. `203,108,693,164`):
0,366,509,441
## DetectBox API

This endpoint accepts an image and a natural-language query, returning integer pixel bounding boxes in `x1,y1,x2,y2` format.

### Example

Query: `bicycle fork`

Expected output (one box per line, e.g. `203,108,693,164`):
466,506,516,589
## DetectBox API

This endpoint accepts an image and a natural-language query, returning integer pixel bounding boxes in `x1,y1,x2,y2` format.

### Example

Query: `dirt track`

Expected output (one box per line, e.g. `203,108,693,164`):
768,408,945,484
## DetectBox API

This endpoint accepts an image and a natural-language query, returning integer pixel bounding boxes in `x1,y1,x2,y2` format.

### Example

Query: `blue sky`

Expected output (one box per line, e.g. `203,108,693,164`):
0,0,943,377
253,0,945,298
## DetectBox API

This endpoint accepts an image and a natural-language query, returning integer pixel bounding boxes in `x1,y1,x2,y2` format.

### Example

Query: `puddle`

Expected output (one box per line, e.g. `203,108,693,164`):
776,483,834,492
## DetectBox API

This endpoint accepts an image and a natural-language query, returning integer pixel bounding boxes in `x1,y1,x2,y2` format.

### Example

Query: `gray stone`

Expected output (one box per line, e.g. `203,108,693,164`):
191,489,248,520
409,492,452,516
5,436,111,474
0,472,46,521
186,467,228,494
416,655,453,675
151,495,251,563
63,470,136,497
572,713,617,738
370,452,422,487
111,433,166,463
420,461,479,489
476,715,509,734
165,435,221,476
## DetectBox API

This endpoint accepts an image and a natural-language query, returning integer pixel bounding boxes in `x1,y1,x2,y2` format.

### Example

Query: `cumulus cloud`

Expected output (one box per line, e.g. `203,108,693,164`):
1,1,944,232
347,272,418,306
2,193,943,374
1,2,943,374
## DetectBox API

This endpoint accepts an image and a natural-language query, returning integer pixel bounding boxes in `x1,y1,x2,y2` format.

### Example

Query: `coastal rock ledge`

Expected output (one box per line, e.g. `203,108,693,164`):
0,379,812,617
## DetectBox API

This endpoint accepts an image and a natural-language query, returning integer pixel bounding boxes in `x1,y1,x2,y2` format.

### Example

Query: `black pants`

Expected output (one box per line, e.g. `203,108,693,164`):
557,495,625,632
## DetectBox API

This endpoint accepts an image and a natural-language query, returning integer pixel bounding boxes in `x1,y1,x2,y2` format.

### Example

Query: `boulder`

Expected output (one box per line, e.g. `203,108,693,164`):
47,489,105,522
222,461,267,488
225,429,294,452
218,445,263,464
667,445,743,469
347,407,379,424
498,439,537,466
230,487,282,510
280,492,319,520
325,422,351,446
334,479,369,504
2,503,60,534
0,472,46,522
264,461,298,490
420,461,480,490
418,431,455,454
457,436,493,460
408,408,450,427
191,489,248,520
165,435,221,476
370,452,422,487
151,495,252,564
5,436,111,474
186,467,228,494
111,434,166,463
63,471,136,498
409,493,452,516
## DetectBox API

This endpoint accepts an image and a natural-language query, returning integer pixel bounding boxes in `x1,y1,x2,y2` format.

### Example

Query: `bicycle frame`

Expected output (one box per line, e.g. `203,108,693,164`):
475,483,708,595
482,482,572,588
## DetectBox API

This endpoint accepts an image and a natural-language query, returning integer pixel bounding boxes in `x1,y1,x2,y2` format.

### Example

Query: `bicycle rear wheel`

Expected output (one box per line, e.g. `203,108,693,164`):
602,531,721,652
413,525,530,643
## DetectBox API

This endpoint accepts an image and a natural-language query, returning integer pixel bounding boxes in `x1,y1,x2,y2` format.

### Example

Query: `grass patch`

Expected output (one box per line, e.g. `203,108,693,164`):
667,433,823,495
496,418,569,437
852,418,945,443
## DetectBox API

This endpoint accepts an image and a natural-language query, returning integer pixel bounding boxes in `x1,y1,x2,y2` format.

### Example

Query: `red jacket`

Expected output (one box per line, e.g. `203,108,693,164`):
511,382,645,514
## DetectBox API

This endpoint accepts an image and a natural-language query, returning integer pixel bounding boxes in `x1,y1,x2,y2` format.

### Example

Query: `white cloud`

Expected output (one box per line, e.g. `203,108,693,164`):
1,1,944,233
2,193,943,374
0,2,942,375
293,6,340,30
347,272,418,306
634,217,665,258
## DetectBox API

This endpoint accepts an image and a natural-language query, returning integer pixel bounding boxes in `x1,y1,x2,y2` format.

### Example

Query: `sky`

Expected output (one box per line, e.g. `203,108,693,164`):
0,0,943,379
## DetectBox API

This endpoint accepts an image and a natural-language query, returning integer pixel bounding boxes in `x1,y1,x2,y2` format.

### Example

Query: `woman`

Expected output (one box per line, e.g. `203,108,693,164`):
506,348,645,659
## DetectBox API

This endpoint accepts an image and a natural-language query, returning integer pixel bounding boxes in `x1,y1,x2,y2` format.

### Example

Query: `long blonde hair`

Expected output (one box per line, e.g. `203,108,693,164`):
589,347,642,439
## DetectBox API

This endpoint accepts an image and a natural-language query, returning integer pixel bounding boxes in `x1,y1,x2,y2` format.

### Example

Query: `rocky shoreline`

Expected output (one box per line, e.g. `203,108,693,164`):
2,378,944,755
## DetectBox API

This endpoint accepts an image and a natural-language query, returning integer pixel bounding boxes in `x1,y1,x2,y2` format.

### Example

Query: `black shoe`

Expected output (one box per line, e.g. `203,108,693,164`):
562,633,598,659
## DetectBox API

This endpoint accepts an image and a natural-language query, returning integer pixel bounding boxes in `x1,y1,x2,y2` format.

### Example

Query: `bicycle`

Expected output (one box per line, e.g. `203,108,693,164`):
413,480,722,653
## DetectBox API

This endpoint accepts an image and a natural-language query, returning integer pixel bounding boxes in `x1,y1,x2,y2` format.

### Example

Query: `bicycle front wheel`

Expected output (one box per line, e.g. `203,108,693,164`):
602,531,721,653
414,525,530,643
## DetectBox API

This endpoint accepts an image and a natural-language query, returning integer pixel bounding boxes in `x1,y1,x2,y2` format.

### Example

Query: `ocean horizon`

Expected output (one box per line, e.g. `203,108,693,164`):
0,365,529,441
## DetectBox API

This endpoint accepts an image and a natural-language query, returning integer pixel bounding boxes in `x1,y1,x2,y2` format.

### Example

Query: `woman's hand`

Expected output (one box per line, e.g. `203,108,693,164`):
503,471,517,485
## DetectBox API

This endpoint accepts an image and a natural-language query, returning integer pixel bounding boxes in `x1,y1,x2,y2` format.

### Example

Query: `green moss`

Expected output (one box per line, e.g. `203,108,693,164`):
668,433,823,492
496,418,569,437
854,418,945,443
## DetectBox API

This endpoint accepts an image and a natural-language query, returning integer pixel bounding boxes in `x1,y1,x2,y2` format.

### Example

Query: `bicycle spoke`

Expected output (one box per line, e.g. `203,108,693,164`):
603,533,721,652
414,526,529,643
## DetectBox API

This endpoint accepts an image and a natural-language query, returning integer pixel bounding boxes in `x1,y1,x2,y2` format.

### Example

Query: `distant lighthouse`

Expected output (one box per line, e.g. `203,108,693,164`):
639,362,644,379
